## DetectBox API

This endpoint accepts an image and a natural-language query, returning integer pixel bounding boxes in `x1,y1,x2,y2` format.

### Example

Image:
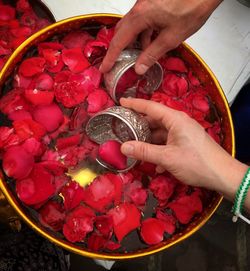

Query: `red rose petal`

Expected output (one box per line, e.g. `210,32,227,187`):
16,164,55,205
95,215,113,238
192,95,210,113
69,105,89,130
70,66,102,91
140,218,165,245
54,80,88,108
207,122,221,144
32,73,54,90
63,206,95,243
124,180,148,207
98,140,127,170
62,31,93,49
0,5,15,21
116,67,139,96
39,201,66,231
16,0,31,12
10,26,32,38
24,89,54,106
22,137,44,157
14,73,32,88
188,71,200,87
8,109,32,121
3,145,34,179
56,134,81,150
61,181,85,210
0,88,30,115
156,210,176,234
86,88,110,113
0,127,20,150
163,57,188,73
108,203,141,242
19,57,46,77
13,119,46,140
149,175,176,204
38,160,67,176
96,27,115,45
32,103,64,132
84,40,108,59
62,47,90,73
87,233,107,251
83,173,122,212
162,73,188,97
168,192,203,224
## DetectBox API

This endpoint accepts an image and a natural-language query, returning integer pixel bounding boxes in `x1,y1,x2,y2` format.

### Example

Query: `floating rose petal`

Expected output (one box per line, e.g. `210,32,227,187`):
10,26,32,38
19,57,45,77
98,140,127,170
3,145,34,180
156,210,176,234
96,27,115,45
63,205,95,243
39,201,66,231
140,218,165,245
54,80,88,108
32,73,54,90
8,109,32,121
0,5,15,21
87,88,110,113
84,40,108,59
16,0,31,12
13,119,46,141
24,89,54,106
108,203,141,242
62,47,90,73
56,134,82,150
69,105,89,131
22,137,44,157
95,215,113,238
163,57,188,73
87,233,107,251
162,73,188,97
38,160,67,176
0,88,30,115
62,31,93,49
83,173,122,212
0,127,20,150
188,71,200,87
124,180,148,207
207,122,221,144
32,103,64,132
149,175,176,204
14,73,32,88
168,192,203,224
61,181,85,210
16,164,55,205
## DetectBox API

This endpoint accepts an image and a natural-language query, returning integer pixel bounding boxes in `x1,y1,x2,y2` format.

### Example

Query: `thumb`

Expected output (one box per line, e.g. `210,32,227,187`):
121,140,165,166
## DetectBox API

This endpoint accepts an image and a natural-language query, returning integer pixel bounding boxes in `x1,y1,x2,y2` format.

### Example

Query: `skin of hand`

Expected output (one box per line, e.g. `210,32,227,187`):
100,0,223,75
120,98,249,207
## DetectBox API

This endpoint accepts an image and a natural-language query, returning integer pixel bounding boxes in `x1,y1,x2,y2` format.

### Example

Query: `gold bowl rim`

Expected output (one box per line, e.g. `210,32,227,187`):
0,13,235,260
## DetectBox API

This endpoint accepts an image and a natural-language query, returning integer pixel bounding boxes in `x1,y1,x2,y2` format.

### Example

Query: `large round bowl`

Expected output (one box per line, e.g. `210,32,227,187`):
0,14,234,260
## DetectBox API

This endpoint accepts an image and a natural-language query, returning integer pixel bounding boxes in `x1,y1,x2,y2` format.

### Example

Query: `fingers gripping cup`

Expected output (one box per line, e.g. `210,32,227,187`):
104,49,163,103
85,106,151,172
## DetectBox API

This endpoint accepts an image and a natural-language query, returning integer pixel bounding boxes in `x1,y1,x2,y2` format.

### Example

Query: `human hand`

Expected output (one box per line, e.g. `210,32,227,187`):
100,0,222,75
120,98,248,200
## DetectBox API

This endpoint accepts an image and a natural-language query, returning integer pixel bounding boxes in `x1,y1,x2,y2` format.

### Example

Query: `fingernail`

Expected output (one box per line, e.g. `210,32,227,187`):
136,64,149,75
121,143,135,156
99,64,103,71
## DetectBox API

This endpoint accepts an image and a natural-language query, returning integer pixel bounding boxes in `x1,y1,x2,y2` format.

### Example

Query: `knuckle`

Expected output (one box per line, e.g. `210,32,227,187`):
137,143,149,161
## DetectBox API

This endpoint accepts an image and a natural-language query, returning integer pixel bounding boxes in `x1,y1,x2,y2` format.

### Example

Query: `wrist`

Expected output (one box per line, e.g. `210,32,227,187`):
213,155,248,202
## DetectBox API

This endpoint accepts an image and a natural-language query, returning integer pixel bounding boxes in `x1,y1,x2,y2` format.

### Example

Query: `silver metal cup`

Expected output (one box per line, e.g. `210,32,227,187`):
104,49,163,103
85,106,151,172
